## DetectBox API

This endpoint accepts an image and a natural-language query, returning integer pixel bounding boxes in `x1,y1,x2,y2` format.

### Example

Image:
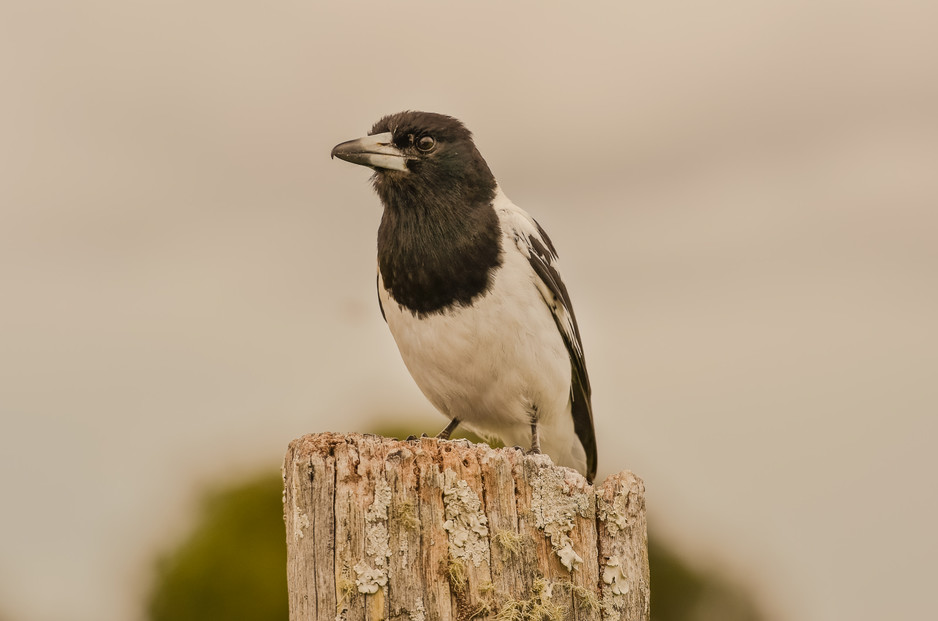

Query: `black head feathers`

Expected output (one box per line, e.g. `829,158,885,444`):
368,111,497,213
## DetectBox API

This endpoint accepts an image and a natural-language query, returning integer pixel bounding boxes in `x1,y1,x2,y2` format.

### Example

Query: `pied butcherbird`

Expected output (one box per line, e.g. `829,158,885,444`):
332,111,597,482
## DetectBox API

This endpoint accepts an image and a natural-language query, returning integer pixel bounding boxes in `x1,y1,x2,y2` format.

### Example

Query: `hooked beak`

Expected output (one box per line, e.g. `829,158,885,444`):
330,132,410,172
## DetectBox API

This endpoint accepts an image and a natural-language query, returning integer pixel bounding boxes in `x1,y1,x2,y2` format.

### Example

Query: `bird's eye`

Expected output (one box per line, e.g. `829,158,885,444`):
416,136,436,152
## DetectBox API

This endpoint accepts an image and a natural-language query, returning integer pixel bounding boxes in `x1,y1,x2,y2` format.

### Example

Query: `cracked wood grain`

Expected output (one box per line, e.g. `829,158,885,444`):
283,433,649,621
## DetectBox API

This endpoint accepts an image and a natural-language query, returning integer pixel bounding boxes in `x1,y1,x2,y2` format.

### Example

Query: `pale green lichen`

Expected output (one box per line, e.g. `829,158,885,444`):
597,480,643,619
408,596,426,621
602,558,630,596
293,511,310,540
355,478,393,594
596,490,632,536
555,543,583,572
529,464,593,571
441,469,490,567
353,479,391,594
599,557,632,620
364,478,392,560
353,561,387,594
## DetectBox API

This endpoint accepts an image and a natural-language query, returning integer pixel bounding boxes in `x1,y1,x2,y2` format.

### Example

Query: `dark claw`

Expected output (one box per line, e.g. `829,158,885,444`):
406,435,417,441
421,433,429,438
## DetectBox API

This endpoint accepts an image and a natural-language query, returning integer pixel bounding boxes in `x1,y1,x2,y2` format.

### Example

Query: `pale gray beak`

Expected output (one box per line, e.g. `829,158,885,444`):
331,132,410,172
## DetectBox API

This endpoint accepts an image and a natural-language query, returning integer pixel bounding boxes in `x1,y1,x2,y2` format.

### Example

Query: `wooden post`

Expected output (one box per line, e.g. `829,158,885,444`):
283,432,649,621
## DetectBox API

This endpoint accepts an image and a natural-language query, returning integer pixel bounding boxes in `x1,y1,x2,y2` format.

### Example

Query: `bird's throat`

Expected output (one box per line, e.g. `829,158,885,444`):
377,199,502,317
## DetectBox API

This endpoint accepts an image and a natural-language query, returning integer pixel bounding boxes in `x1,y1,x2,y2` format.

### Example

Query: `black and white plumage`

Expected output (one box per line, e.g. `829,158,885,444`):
331,111,597,482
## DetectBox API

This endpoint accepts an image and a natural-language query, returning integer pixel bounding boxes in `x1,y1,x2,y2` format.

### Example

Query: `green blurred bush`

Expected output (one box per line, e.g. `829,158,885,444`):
648,537,763,621
147,473,288,621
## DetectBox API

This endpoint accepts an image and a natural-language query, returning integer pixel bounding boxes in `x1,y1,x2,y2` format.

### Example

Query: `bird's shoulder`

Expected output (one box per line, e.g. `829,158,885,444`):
492,190,580,352
492,191,551,254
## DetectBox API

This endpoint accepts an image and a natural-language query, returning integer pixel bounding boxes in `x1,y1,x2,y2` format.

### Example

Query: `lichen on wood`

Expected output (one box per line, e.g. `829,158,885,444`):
283,432,649,621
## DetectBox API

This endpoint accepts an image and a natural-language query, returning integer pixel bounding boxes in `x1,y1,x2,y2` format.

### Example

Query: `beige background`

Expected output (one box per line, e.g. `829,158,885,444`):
1,2,936,620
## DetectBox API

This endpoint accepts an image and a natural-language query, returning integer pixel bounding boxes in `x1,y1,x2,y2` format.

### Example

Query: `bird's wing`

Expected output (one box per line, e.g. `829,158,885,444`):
499,201,597,481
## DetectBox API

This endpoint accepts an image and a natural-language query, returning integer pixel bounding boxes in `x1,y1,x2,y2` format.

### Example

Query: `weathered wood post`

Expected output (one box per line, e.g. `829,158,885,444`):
283,432,649,620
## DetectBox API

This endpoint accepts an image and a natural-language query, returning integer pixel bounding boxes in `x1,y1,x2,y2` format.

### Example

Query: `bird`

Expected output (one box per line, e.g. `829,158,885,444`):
331,111,597,482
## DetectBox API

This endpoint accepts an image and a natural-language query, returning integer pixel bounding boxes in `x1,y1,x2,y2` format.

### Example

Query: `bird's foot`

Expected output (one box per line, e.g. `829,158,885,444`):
529,420,541,454
406,435,418,441
436,417,461,440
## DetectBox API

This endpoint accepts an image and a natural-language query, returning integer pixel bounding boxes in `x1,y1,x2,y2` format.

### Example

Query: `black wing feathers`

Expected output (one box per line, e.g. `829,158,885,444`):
526,220,597,482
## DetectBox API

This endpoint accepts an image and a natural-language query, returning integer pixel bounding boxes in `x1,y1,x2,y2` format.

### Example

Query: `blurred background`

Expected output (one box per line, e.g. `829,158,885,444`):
1,1,936,620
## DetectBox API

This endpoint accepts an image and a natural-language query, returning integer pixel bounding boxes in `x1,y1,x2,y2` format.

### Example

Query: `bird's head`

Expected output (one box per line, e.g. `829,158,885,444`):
331,111,496,212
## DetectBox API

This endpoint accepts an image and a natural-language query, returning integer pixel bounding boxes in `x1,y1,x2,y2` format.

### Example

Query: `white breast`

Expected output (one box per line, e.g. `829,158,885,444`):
378,191,586,472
